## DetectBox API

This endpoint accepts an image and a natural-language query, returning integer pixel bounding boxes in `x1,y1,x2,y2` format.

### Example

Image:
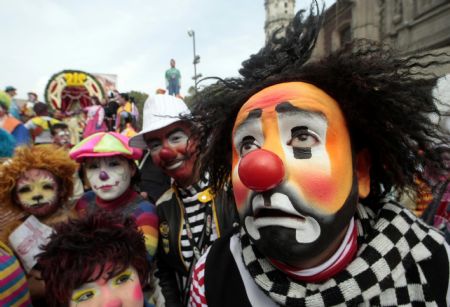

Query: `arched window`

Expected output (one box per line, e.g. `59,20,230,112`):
340,25,351,46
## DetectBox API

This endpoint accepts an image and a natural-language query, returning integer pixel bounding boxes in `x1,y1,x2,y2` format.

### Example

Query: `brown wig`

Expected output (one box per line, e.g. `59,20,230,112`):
187,2,450,207
37,211,150,306
0,145,77,214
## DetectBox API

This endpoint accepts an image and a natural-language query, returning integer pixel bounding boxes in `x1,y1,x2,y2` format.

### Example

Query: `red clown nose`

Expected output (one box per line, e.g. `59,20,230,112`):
160,148,177,160
238,149,285,191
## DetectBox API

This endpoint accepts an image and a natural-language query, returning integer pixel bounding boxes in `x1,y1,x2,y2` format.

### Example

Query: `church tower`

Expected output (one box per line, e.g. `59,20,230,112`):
264,0,296,42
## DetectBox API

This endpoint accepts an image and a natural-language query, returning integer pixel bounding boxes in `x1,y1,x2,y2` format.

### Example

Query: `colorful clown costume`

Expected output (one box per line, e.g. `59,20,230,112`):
0,241,32,307
70,132,158,261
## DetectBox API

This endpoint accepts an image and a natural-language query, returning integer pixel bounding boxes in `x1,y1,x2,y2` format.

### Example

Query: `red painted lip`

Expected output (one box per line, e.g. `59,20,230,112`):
95,181,119,191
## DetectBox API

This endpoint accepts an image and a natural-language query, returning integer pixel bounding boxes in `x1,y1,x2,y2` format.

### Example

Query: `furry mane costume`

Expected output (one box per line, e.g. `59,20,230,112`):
0,145,77,244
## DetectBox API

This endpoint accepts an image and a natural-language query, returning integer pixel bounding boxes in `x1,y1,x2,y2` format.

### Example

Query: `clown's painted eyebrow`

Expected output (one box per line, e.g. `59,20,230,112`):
275,101,297,113
235,108,262,131
247,109,262,119
275,101,326,120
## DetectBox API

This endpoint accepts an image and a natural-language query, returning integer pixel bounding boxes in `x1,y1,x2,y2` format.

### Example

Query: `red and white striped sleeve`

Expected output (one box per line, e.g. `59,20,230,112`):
188,250,209,307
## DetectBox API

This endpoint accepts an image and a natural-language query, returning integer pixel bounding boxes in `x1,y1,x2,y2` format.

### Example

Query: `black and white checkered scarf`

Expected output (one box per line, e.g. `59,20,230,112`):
240,200,445,306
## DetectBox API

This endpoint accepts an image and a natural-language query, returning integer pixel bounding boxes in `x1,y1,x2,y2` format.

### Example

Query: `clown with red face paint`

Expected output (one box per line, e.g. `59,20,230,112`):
186,4,450,307
129,94,238,306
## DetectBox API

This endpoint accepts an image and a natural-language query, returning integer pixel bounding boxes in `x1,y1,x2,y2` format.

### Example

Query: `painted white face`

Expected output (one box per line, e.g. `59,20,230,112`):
85,156,133,201
69,266,143,307
52,128,71,148
231,82,364,266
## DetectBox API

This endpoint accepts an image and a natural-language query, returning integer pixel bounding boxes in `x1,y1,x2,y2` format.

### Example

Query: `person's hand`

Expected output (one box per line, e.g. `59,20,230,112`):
140,191,148,199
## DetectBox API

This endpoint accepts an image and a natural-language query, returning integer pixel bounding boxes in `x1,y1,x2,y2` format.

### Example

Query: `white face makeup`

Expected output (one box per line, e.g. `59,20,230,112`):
234,108,327,245
53,129,71,147
231,82,359,266
85,156,133,201
69,266,143,307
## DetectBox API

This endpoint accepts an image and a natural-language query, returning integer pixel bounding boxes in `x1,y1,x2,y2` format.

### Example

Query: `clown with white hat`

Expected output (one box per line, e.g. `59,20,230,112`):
129,94,238,306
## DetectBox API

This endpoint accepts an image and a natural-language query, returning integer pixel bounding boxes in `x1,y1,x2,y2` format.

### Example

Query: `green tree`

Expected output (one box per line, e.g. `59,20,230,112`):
183,86,197,109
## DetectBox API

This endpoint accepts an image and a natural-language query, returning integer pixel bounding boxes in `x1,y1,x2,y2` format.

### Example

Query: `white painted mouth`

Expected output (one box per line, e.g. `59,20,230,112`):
245,216,260,240
252,193,302,217
165,160,184,170
245,192,321,244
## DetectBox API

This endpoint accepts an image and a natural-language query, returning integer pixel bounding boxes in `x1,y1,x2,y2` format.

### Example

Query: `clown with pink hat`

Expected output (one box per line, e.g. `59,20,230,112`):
69,132,158,261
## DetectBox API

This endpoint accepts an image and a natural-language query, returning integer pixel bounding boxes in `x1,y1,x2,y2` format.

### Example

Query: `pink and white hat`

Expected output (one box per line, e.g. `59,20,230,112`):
69,132,143,162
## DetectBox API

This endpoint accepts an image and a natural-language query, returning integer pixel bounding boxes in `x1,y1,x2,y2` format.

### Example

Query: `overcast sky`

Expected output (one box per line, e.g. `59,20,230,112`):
0,0,334,100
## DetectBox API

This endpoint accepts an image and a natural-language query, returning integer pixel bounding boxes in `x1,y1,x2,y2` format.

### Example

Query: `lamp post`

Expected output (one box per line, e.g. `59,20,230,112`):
187,29,202,93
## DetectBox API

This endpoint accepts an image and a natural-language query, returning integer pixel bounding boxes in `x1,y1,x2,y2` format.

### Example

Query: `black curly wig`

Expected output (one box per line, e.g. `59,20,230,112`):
188,1,450,206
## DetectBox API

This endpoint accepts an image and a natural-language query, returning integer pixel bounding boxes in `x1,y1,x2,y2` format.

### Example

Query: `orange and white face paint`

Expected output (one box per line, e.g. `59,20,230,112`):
231,82,364,265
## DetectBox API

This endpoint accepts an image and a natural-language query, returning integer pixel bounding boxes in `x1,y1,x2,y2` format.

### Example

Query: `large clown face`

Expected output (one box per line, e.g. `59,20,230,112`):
15,169,60,217
85,156,134,201
232,82,370,268
70,266,143,307
144,121,198,187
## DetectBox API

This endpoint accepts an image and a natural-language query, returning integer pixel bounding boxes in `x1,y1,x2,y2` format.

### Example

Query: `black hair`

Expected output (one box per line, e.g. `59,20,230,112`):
50,122,69,136
33,102,48,116
187,1,450,206
119,93,130,101
90,96,101,105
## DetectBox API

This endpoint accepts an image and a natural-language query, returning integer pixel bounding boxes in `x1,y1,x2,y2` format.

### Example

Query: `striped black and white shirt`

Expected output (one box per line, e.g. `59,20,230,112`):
178,179,218,270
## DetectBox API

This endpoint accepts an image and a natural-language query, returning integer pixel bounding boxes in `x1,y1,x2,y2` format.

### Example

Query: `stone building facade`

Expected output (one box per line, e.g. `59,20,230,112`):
264,0,296,42
311,0,450,77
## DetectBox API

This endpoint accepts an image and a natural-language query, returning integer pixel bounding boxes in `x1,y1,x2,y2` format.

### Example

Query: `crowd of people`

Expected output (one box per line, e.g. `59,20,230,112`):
0,88,141,151
1,4,450,307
